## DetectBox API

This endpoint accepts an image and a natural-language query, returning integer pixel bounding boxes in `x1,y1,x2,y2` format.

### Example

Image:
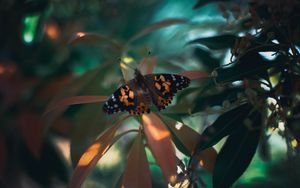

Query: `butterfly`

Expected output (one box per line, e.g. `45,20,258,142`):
103,69,190,115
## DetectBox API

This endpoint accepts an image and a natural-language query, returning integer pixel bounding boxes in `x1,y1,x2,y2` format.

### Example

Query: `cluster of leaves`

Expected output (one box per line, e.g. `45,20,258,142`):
2,0,300,188
45,0,300,188
187,0,300,187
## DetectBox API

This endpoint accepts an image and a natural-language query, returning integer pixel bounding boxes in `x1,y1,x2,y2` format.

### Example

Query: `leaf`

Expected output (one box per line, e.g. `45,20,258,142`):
160,115,202,156
179,70,210,80
18,112,44,159
0,134,6,177
192,87,245,114
142,113,177,184
138,57,157,75
197,103,252,151
69,116,129,188
215,53,285,84
69,32,123,52
44,95,108,115
126,18,188,45
188,34,236,50
195,147,217,173
193,0,230,9
193,47,221,70
213,111,262,188
44,64,112,125
122,131,152,188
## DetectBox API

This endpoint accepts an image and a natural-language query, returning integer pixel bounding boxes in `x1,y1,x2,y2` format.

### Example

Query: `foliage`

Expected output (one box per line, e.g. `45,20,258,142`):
1,0,300,188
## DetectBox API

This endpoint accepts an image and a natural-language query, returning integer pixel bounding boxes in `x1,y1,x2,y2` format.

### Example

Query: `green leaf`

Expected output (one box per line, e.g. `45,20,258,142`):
193,47,221,70
188,35,237,50
215,53,285,84
197,103,252,151
192,87,244,114
213,110,262,188
159,115,202,156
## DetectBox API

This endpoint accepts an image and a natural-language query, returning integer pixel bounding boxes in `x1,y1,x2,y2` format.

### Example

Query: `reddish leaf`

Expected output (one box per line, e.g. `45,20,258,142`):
160,115,202,156
138,57,157,75
0,134,6,177
69,116,129,188
142,113,176,184
44,96,108,115
194,147,217,173
18,112,44,158
126,19,188,45
122,131,152,188
69,32,123,52
179,70,210,80
35,74,73,100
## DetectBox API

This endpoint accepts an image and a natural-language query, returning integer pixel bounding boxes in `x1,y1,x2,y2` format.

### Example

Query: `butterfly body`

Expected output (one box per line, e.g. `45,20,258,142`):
103,69,190,115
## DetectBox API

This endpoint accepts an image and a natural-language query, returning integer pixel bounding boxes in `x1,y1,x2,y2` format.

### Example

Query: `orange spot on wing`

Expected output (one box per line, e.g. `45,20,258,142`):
129,90,134,99
155,82,162,90
159,75,166,82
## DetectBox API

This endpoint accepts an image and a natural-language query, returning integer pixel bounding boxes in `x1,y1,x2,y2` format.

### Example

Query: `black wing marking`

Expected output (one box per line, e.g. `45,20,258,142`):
145,74,190,110
103,83,138,114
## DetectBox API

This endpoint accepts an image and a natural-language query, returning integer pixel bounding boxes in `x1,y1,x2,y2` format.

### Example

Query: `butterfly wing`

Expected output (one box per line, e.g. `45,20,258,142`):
145,74,190,110
103,83,138,114
103,81,152,115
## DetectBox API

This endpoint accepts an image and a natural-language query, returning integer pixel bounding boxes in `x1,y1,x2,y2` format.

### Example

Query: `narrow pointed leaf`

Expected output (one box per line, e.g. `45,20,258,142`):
188,34,236,50
197,103,252,151
179,70,210,80
138,57,157,75
213,111,262,188
69,116,128,188
44,96,108,115
160,115,202,156
69,32,122,51
142,113,176,184
122,131,152,188
127,19,188,45
18,112,44,159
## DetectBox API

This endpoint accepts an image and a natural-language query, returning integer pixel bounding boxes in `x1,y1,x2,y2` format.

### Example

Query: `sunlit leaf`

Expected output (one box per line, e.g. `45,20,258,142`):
69,32,123,52
44,95,108,115
142,113,176,184
197,103,252,151
138,57,157,75
160,115,201,156
18,112,44,159
126,18,189,45
69,116,129,188
0,134,6,177
213,111,262,188
188,34,236,50
122,131,152,188
179,70,210,80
